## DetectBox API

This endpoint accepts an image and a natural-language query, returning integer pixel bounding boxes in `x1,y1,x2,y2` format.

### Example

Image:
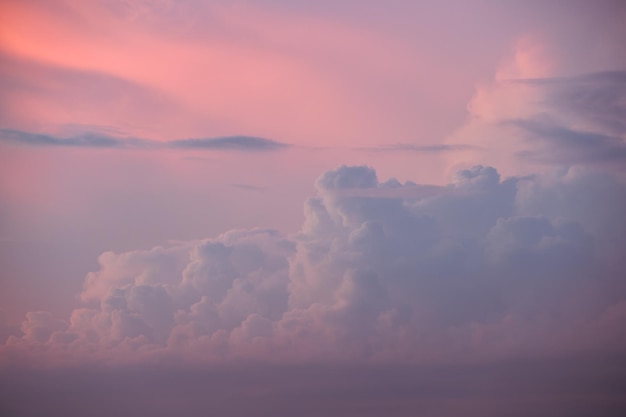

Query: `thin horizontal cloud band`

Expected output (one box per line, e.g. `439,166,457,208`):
0,129,290,152
0,129,484,154
506,69,626,86
500,119,626,167
357,143,481,152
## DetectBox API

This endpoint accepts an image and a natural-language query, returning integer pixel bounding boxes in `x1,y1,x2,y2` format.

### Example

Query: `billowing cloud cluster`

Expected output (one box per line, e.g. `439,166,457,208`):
2,164,625,366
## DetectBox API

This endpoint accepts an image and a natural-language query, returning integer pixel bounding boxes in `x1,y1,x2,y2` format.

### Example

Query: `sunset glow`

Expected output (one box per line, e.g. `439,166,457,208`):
1,1,625,416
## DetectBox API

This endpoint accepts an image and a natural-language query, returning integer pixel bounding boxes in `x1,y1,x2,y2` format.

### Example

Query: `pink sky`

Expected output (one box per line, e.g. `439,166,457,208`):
1,1,625,416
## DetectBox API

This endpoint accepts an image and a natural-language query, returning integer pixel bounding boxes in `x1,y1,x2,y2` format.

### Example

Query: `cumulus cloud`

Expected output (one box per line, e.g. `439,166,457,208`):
2,163,625,367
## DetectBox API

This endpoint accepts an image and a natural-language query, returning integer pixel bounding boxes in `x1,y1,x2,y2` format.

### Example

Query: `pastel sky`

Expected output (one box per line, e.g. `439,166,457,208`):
1,1,625,416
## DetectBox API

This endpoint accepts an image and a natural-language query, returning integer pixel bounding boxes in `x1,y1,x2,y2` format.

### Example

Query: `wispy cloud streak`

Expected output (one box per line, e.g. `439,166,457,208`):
0,129,290,152
504,119,626,167
508,70,626,136
170,136,288,151
358,143,480,153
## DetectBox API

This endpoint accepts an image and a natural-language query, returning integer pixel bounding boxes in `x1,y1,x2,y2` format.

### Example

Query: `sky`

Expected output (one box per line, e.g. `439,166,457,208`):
1,0,625,415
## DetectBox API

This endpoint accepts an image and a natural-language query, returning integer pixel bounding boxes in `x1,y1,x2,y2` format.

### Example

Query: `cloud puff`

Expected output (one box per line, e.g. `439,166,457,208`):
2,163,625,367
0,129,290,152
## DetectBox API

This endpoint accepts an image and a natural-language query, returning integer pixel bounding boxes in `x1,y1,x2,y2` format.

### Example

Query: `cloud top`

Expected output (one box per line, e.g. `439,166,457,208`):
2,163,624,367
